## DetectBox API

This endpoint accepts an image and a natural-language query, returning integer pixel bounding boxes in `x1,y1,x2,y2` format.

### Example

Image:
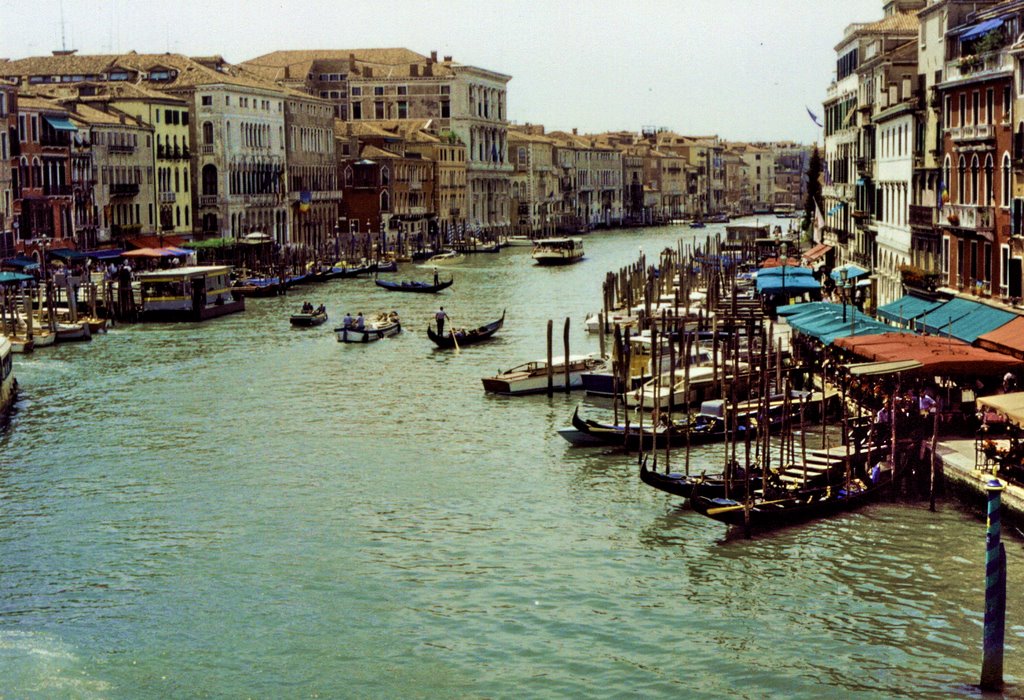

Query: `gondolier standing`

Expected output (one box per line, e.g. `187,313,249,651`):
435,306,449,335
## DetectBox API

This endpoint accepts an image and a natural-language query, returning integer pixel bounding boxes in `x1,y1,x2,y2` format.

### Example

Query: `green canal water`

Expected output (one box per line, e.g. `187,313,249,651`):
2,220,1023,699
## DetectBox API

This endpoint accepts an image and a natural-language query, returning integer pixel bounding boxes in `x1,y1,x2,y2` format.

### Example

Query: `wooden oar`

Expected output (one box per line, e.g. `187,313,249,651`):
706,497,795,516
448,316,460,352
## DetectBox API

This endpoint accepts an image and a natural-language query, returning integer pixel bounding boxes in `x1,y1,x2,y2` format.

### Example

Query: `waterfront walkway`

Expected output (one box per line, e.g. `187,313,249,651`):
936,438,1024,519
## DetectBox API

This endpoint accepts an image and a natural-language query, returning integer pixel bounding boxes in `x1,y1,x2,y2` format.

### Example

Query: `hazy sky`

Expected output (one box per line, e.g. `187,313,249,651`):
2,0,887,143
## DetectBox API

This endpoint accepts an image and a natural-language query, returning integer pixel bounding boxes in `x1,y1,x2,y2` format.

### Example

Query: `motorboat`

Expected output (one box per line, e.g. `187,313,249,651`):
482,353,609,395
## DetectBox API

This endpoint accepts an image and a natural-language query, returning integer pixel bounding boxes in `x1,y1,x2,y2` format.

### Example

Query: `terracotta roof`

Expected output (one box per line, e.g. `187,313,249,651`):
241,48,458,81
359,144,400,160
67,102,146,127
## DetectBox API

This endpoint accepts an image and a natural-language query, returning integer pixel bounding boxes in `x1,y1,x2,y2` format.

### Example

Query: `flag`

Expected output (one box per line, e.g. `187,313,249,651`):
299,190,312,213
813,203,825,244
806,106,823,128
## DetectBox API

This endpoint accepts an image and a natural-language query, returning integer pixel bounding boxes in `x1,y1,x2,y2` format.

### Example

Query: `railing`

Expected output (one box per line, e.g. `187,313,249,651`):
945,51,1012,82
109,144,135,154
42,184,73,196
909,204,936,228
955,123,995,142
110,183,140,197
159,191,176,203
202,144,214,155
199,195,218,207
941,204,994,231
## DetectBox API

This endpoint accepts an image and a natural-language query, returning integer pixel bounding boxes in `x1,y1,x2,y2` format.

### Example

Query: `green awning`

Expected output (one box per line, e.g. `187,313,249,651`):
914,297,1016,343
43,115,78,131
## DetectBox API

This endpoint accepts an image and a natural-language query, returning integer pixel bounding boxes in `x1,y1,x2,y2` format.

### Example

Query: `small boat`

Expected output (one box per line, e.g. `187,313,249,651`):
375,277,453,293
532,237,584,265
325,262,377,279
376,260,399,273
8,335,33,353
639,461,762,501
503,235,535,247
688,220,706,229
336,312,401,343
290,308,328,327
54,321,91,343
233,275,283,297
81,316,108,334
427,310,505,349
557,402,748,449
428,250,465,265
482,353,609,395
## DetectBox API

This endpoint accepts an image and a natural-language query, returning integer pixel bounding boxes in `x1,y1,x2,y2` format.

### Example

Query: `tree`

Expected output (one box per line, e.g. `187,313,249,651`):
802,145,824,239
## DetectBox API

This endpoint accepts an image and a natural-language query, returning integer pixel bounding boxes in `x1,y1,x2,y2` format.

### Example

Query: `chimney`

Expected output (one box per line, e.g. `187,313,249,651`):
572,128,577,135
119,113,126,124
430,51,438,63
444,55,452,62
410,64,419,77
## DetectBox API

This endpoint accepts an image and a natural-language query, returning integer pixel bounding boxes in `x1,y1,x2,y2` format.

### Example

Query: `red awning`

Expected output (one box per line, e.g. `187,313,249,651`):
129,235,185,249
802,243,832,262
833,332,1024,377
977,316,1024,360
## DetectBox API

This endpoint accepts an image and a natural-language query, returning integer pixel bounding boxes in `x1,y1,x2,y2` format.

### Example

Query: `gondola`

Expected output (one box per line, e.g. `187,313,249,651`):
375,277,453,293
556,404,748,449
688,468,891,529
427,310,505,348
639,461,762,500
326,262,377,279
290,309,329,327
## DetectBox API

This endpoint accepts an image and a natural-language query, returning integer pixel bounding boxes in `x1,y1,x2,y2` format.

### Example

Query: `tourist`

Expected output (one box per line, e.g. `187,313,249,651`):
919,389,937,416
343,312,353,328
1003,372,1018,393
435,306,449,335
355,312,365,330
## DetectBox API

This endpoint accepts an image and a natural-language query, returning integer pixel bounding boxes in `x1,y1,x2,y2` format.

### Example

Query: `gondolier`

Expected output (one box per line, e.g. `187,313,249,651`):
435,306,449,335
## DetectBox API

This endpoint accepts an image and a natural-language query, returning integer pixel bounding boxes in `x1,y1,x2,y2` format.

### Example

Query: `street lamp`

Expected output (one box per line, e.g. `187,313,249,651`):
840,267,849,323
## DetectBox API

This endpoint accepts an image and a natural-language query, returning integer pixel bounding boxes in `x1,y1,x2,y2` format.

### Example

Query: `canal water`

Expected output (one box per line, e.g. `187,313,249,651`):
2,219,1022,698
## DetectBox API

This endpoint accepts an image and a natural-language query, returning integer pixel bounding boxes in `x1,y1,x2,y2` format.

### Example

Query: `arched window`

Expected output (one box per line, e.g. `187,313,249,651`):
957,155,966,204
344,166,353,188
970,155,979,204
380,166,390,187
203,121,214,145
1003,152,1012,208
202,163,218,196
984,154,994,204
380,190,390,211
943,155,951,205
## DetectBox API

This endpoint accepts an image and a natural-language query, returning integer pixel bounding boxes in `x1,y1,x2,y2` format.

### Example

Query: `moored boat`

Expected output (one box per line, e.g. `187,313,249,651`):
375,277,453,293
54,321,91,343
427,310,505,349
336,312,402,343
427,250,465,265
0,335,15,417
532,237,584,265
482,353,609,395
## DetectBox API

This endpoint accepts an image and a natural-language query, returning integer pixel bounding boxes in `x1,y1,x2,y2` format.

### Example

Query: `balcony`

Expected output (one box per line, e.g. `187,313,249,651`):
945,51,1012,82
42,184,73,196
909,204,937,228
940,203,995,232
110,183,140,197
159,191,176,203
952,123,996,143
199,195,219,207
201,144,214,155
109,144,135,154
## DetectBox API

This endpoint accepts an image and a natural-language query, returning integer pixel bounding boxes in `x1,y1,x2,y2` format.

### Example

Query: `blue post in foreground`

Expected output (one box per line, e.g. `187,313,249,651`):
981,478,1007,691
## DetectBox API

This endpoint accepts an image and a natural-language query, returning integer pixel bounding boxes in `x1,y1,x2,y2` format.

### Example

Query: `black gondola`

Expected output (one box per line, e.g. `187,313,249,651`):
688,468,891,529
557,404,740,449
375,277,453,293
427,310,505,348
326,262,377,279
639,461,762,500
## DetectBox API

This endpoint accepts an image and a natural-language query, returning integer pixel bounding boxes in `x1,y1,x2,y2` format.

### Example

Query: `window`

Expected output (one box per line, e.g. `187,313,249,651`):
972,91,980,125
957,155,966,203
374,86,384,96
374,101,384,119
202,95,213,106
352,102,362,120
441,100,450,118
987,88,995,125
1002,244,1010,293
351,86,361,96
381,166,390,186
397,101,408,119
959,94,966,127
1003,153,1012,207
380,190,390,211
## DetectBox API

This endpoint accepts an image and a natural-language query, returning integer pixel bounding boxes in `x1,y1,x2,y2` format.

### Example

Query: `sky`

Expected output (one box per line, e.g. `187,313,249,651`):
1,0,888,144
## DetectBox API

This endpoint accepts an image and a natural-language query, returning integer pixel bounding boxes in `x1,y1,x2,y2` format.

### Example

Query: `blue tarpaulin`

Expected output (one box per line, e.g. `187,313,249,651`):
960,18,1003,40
914,297,1016,343
876,294,943,325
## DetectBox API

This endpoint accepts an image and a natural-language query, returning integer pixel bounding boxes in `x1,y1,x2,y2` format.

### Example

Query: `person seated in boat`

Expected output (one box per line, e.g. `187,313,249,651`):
302,301,314,314
355,312,365,330
342,312,353,328
316,304,326,315
389,311,400,323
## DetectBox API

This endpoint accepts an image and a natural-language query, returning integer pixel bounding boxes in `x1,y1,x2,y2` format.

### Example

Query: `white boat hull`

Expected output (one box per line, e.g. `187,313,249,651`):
482,356,609,395
336,321,402,343
0,336,16,416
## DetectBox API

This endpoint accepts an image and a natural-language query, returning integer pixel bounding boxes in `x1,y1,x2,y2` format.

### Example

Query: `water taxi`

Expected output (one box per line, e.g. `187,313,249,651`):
137,266,245,321
531,238,584,265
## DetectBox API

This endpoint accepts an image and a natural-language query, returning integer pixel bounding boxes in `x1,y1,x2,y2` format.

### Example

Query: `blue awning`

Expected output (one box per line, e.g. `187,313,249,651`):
1,256,39,271
830,263,869,281
82,248,125,260
0,271,34,284
43,115,78,131
784,302,902,345
47,247,88,262
960,18,1003,41
914,297,1017,342
876,294,943,325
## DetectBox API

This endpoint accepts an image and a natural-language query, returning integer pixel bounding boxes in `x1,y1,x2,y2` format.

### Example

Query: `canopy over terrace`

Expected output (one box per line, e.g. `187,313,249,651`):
121,247,191,258
876,293,943,326
976,391,1024,428
782,302,897,345
832,332,1024,377
913,297,1016,342
977,316,1024,360
755,265,820,294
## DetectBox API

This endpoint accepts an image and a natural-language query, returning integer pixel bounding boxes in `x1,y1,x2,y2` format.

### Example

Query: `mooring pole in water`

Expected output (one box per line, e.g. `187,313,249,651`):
563,317,571,394
546,319,554,397
981,478,1007,692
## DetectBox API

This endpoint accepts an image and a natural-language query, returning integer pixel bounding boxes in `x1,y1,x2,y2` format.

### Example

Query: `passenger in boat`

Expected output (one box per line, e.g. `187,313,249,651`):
355,312,365,330
302,301,313,314
317,304,326,315
435,306,449,335
343,312,353,328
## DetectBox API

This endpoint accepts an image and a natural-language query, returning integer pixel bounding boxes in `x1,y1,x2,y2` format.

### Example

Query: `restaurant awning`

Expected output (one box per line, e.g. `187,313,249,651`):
47,247,88,263
876,294,944,325
128,235,185,249
914,297,1016,342
976,391,1024,428
830,263,869,281
960,17,1003,40
784,302,898,344
833,332,1024,377
977,316,1024,360
122,246,190,258
802,243,832,263
82,248,125,260
1,255,39,271
43,115,77,131
0,271,34,284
